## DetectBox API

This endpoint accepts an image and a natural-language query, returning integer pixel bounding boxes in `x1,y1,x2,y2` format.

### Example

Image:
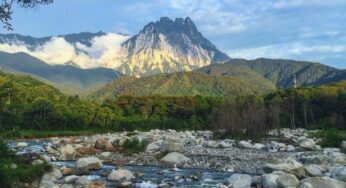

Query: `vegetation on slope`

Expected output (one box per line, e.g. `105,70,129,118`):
0,70,344,140
198,58,346,88
89,71,274,101
0,51,122,93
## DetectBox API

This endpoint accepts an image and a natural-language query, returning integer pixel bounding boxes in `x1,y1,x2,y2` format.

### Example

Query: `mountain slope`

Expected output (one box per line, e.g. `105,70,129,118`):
0,51,122,93
198,58,346,88
89,71,274,100
106,17,230,77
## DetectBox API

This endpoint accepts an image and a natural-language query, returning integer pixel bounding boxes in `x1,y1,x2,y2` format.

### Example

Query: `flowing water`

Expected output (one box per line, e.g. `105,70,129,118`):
7,140,232,187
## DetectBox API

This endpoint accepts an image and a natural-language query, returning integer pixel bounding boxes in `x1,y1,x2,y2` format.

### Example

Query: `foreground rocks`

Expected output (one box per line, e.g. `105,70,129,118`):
8,128,346,188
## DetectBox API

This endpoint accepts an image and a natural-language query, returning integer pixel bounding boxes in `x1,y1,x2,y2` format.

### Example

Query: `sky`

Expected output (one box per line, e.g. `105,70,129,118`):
1,0,346,69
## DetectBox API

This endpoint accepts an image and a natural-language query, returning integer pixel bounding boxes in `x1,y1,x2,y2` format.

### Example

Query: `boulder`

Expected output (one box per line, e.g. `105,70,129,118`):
100,152,111,158
253,143,265,150
39,180,58,188
300,177,346,188
161,152,190,166
262,173,279,188
75,177,91,186
304,164,322,177
107,169,135,181
332,167,346,182
300,139,316,150
227,174,252,188
64,175,79,184
16,142,28,148
298,182,313,188
40,155,51,163
287,145,295,151
43,168,62,181
87,181,106,188
219,141,233,148
75,157,102,170
59,144,75,160
207,140,218,148
276,172,299,187
146,142,161,153
60,184,73,188
263,157,305,178
238,141,253,149
94,138,115,151
299,153,328,164
32,159,43,165
62,168,73,176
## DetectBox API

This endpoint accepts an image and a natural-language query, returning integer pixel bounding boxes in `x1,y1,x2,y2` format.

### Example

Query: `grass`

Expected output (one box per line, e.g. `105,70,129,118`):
126,132,139,137
311,129,345,148
122,138,148,153
0,139,51,187
1,129,111,140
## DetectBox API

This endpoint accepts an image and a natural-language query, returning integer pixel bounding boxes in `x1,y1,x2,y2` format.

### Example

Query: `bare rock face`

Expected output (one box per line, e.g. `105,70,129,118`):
104,17,230,77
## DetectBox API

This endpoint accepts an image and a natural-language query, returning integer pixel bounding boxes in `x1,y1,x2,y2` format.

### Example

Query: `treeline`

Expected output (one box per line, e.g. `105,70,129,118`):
0,72,222,133
210,81,346,138
0,71,345,137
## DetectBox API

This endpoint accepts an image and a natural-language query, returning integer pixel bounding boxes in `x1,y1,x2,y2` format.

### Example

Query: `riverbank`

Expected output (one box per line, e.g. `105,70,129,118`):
7,128,346,187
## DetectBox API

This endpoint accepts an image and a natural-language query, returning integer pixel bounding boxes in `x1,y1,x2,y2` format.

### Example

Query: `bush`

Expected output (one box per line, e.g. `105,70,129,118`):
320,129,343,148
0,139,50,187
122,138,148,153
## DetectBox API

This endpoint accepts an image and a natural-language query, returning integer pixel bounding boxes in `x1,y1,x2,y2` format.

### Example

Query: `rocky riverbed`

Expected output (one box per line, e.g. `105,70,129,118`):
7,128,346,188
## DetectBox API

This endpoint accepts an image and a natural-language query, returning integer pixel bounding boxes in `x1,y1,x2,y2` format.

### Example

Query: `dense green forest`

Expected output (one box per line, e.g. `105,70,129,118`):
198,58,346,88
0,71,345,139
89,71,274,101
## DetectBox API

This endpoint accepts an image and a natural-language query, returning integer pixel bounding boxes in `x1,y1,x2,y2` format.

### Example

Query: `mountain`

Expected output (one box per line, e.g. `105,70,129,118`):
0,51,122,93
88,71,274,101
198,58,346,88
105,17,230,77
0,31,106,48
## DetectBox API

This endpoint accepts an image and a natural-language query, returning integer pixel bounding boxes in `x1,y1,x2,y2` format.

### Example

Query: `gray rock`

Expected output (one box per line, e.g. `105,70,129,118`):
64,175,79,184
332,167,346,182
304,164,322,177
238,141,253,149
287,145,295,151
59,144,75,160
219,141,233,148
262,173,279,188
75,157,102,170
253,143,265,150
16,142,28,148
300,153,328,164
60,184,73,188
227,173,252,188
263,157,305,178
39,180,58,188
300,177,346,188
207,140,218,148
161,152,190,165
32,159,44,165
107,169,135,181
298,182,313,188
276,173,299,187
300,139,316,150
40,155,51,163
75,177,91,186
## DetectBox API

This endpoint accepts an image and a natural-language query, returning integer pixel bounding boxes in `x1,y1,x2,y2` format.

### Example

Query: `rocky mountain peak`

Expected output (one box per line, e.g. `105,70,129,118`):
109,17,230,77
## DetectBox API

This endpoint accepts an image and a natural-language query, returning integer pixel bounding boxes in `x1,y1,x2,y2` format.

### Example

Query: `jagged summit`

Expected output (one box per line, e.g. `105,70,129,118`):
107,17,230,77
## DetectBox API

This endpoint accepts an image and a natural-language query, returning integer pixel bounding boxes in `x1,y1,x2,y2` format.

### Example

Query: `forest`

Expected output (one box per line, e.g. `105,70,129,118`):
0,71,345,139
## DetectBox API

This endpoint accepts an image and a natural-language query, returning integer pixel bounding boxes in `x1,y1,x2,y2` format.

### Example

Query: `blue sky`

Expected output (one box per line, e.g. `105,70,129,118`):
2,0,346,68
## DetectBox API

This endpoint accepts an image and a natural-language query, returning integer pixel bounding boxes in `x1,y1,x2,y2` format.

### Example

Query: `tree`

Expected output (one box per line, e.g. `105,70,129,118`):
0,0,53,30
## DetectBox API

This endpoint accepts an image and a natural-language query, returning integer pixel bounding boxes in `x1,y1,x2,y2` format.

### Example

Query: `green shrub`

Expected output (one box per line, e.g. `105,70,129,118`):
0,139,50,187
320,129,343,148
126,132,138,137
122,138,148,153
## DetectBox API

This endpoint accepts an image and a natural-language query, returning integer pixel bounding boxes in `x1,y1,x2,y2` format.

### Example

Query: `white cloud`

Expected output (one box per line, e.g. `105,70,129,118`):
228,42,346,62
0,33,130,69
